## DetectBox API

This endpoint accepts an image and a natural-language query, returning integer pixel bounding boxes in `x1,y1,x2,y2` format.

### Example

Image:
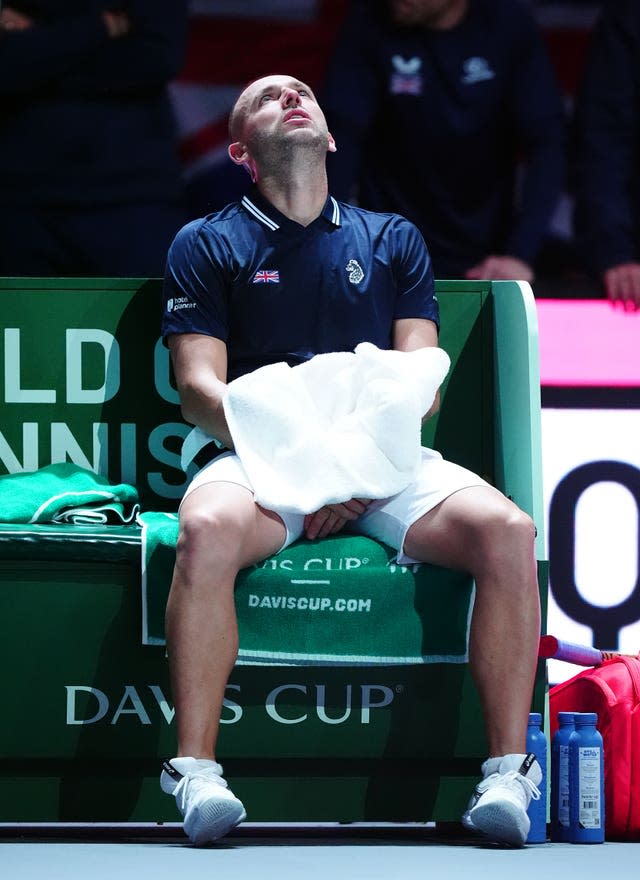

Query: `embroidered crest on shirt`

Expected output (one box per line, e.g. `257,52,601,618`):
461,57,495,85
390,55,423,95
346,259,364,284
253,269,280,284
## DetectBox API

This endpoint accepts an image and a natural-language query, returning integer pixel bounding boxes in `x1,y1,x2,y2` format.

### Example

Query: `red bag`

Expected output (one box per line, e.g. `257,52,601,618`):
549,656,640,840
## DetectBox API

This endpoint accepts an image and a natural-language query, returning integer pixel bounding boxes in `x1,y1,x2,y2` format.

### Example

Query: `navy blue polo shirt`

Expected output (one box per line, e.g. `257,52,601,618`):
162,189,439,381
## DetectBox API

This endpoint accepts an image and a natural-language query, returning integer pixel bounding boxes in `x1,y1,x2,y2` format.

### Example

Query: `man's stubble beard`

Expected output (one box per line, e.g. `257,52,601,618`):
248,126,329,179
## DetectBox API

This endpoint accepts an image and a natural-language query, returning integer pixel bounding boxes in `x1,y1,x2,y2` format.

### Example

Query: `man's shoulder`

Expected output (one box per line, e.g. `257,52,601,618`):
166,203,249,271
473,0,539,34
170,202,247,247
337,200,415,232
190,202,247,234
336,201,424,251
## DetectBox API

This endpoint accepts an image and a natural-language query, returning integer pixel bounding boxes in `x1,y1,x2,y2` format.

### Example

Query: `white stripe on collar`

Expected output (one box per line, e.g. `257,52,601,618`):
330,196,341,226
241,196,279,231
242,194,341,229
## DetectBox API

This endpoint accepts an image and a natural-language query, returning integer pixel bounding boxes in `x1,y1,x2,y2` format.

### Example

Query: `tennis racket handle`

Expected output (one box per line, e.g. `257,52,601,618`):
538,635,604,666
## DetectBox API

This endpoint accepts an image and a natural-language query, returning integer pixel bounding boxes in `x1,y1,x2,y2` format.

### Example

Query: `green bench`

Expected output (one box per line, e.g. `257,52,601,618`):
0,277,547,824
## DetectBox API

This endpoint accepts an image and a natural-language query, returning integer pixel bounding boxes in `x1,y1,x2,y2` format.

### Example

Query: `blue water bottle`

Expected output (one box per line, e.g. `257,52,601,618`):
526,712,547,842
551,711,575,841
569,712,605,843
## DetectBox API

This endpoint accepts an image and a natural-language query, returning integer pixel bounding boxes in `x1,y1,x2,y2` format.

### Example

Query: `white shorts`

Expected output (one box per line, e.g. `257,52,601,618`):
181,447,489,564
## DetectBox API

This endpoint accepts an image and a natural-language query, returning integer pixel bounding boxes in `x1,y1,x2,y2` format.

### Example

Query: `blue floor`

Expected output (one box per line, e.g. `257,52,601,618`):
2,825,638,880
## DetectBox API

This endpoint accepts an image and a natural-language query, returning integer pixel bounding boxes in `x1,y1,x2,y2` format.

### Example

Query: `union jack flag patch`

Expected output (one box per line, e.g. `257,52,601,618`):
253,269,280,284
390,73,423,95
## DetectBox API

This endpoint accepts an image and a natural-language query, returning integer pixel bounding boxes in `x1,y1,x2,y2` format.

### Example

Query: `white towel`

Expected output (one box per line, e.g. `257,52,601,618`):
221,342,450,514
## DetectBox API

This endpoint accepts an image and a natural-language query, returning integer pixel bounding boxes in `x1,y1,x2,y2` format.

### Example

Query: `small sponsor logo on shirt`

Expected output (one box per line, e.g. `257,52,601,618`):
167,296,196,311
390,55,423,95
253,269,280,284
461,56,495,85
346,259,364,284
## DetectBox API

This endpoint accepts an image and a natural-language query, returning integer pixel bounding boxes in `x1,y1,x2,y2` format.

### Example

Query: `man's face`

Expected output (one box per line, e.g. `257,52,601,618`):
389,0,466,28
229,74,335,178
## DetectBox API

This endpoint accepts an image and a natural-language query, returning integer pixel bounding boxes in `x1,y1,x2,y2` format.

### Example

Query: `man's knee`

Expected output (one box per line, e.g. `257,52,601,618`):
499,504,536,545
176,503,246,572
471,501,536,570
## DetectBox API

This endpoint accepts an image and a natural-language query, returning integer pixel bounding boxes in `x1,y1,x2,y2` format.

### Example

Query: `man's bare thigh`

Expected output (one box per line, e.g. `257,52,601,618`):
179,479,287,569
402,484,518,569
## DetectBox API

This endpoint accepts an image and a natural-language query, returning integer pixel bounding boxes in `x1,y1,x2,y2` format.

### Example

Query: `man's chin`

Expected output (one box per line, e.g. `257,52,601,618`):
389,0,418,25
283,128,330,150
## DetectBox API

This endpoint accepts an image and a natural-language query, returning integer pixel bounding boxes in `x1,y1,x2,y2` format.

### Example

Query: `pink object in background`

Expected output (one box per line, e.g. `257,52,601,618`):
536,300,640,387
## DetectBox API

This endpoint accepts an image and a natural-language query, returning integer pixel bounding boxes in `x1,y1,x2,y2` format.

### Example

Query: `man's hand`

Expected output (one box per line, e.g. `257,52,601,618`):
603,263,640,311
0,6,33,30
303,498,371,540
421,388,440,425
102,10,131,38
465,255,534,282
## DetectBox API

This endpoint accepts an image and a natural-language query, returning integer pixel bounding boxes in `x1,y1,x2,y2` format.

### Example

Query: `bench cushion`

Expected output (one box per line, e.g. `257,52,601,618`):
0,521,475,666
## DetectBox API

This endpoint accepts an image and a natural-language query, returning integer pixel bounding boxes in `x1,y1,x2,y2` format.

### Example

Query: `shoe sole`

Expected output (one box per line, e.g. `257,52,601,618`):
462,802,528,848
186,800,247,846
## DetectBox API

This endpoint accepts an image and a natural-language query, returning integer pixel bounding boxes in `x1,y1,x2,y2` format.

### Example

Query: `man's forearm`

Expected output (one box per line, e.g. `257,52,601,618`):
179,381,235,451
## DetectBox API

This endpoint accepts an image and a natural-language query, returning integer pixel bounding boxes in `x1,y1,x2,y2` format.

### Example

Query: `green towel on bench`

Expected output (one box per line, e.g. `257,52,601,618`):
0,463,140,525
139,510,475,666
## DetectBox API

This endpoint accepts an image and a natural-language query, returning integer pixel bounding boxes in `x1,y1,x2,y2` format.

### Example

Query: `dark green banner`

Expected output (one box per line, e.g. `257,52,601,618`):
0,278,186,511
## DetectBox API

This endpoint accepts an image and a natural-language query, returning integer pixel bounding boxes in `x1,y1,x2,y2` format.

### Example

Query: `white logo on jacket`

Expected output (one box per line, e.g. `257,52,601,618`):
392,55,421,74
167,296,196,312
461,57,495,84
346,259,364,284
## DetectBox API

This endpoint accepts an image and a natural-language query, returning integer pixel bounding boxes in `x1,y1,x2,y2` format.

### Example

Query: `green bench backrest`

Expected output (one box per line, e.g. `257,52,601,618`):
0,277,500,513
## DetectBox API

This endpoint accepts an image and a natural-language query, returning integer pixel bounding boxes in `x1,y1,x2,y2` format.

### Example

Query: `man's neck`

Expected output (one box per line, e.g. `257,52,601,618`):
257,171,329,227
423,0,468,31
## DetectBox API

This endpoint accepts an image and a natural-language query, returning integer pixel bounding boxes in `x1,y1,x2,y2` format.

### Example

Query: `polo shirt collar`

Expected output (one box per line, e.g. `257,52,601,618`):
240,188,342,230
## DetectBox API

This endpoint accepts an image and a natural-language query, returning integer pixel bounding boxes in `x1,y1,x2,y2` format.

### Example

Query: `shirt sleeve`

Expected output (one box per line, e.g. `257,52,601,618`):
69,0,188,95
573,0,640,272
0,1,187,98
391,218,440,330
504,5,566,263
0,14,107,95
162,219,230,345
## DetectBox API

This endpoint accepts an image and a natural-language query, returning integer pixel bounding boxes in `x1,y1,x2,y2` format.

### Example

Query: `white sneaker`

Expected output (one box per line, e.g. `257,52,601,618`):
461,752,542,847
160,757,246,845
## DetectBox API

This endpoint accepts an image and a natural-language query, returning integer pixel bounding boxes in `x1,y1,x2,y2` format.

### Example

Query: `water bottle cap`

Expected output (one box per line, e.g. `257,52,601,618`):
528,712,542,724
574,711,598,726
557,711,575,724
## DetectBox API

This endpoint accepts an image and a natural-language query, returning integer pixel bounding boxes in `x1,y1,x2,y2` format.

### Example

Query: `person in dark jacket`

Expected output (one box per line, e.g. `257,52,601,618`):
572,0,640,310
0,1,188,276
321,0,566,283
